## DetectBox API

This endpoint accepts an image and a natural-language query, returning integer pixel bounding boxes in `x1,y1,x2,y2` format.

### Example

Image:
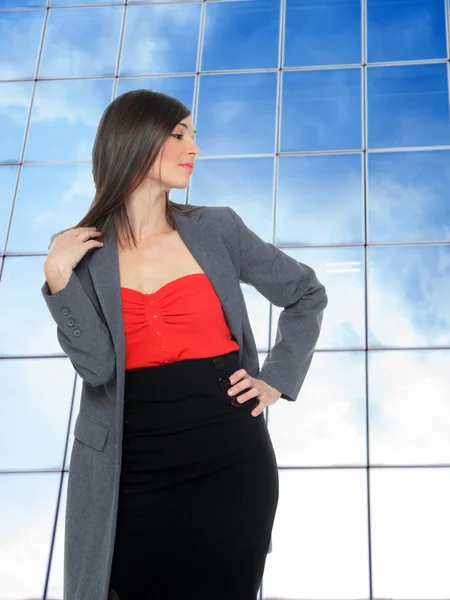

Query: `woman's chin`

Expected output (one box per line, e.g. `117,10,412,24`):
169,180,190,190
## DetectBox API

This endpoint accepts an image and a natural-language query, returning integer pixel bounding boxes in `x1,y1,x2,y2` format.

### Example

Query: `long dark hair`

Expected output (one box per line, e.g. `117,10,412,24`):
67,89,203,250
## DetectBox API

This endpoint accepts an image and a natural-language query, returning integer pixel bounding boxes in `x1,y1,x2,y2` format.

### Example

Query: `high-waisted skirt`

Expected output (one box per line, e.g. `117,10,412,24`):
108,350,279,600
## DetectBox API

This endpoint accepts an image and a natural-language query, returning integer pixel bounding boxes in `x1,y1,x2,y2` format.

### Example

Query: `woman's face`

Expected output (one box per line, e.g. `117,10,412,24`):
149,116,200,190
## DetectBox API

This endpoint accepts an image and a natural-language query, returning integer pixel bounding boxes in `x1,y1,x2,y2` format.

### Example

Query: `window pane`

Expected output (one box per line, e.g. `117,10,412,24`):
0,0,45,6
368,149,450,243
368,245,450,347
202,0,279,71
0,166,18,250
0,255,69,356
0,473,60,599
263,469,370,598
0,359,75,470
7,164,94,254
39,6,123,78
272,247,366,350
188,157,274,242
284,0,362,67
196,73,277,155
371,469,450,598
277,154,363,245
268,351,367,466
117,75,195,110
281,68,362,151
52,0,122,5
367,0,447,62
367,63,450,148
0,82,34,163
0,9,44,79
120,4,201,76
25,79,114,162
369,350,450,466
128,0,193,2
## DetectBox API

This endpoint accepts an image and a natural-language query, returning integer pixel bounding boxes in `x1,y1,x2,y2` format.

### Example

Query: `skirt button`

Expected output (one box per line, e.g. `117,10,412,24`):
213,356,225,370
217,376,231,391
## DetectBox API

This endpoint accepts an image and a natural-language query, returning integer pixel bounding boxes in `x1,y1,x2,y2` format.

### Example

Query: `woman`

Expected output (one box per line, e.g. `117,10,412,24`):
41,89,328,600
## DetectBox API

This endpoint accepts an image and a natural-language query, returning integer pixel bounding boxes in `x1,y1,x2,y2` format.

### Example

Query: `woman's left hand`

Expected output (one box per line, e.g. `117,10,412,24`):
227,369,281,417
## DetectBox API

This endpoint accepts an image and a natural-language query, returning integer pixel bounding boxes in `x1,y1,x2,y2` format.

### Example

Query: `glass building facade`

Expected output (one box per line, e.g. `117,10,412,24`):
1,0,450,598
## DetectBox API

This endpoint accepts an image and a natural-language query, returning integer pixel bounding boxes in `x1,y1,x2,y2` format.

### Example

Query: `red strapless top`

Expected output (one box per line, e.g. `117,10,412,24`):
121,273,240,370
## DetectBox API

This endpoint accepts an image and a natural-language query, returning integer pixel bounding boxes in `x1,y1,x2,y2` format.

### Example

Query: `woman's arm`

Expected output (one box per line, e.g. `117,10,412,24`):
41,259,116,388
225,206,328,402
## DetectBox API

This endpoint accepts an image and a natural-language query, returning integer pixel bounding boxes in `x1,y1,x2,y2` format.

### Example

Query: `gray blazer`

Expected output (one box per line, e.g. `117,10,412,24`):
41,203,328,600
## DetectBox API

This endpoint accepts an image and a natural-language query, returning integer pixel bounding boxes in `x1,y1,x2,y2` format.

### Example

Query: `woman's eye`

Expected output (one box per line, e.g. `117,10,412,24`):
172,134,183,140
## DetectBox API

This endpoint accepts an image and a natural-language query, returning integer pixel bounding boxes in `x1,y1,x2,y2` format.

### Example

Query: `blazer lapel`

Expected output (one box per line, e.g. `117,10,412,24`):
87,206,241,372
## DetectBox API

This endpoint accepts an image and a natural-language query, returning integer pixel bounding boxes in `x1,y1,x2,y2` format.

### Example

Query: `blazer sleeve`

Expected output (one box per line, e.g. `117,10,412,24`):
41,238,116,387
225,206,328,402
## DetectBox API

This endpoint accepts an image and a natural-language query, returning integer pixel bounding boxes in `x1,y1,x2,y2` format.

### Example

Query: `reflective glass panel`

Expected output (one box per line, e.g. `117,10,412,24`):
262,469,370,598
271,247,366,350
0,358,75,470
0,166,18,250
368,149,450,243
0,82,34,163
281,68,362,152
188,157,274,242
39,6,123,78
371,468,450,598
268,350,367,467
276,154,363,245
7,163,95,254
0,9,44,79
120,4,201,76
196,73,277,155
116,75,195,110
202,0,279,71
368,245,450,347
369,350,450,466
367,0,447,62
0,473,60,599
25,79,114,162
284,0,362,67
367,63,450,148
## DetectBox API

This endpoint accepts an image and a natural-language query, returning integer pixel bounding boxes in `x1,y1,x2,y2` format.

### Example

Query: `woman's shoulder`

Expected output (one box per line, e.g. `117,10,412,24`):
176,202,237,223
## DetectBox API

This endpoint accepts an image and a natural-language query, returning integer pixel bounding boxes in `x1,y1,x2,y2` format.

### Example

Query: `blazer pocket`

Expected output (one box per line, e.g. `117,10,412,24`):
74,413,109,452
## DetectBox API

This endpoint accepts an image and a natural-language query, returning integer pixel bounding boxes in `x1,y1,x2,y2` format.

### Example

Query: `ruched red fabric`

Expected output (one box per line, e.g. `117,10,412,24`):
121,273,240,370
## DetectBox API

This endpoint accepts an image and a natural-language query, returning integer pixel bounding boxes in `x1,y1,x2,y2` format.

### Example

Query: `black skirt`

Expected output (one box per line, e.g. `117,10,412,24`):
109,350,279,600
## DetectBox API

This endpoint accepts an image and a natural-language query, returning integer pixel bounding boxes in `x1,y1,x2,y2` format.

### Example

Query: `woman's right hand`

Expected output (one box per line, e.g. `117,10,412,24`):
44,226,104,273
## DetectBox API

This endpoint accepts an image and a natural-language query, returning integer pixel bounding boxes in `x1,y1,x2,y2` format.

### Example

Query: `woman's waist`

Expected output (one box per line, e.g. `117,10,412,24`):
124,350,241,404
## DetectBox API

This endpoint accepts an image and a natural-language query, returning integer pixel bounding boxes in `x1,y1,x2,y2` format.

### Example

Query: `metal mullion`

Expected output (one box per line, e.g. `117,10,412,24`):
260,0,285,596
185,0,205,206
6,144,450,167
111,0,128,99
362,0,374,597
5,237,450,259
266,0,285,416
6,344,450,361
5,58,450,85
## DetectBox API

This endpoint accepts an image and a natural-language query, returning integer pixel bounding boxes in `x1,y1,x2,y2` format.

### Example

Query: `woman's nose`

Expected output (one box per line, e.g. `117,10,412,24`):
190,142,200,157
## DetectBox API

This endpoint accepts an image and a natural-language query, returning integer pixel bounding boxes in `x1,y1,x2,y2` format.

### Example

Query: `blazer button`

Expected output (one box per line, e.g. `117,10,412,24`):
217,376,231,391
67,318,75,327
61,308,69,316
73,328,81,337
213,356,225,370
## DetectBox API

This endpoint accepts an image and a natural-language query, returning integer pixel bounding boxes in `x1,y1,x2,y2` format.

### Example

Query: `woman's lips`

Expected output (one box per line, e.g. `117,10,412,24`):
180,164,194,172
